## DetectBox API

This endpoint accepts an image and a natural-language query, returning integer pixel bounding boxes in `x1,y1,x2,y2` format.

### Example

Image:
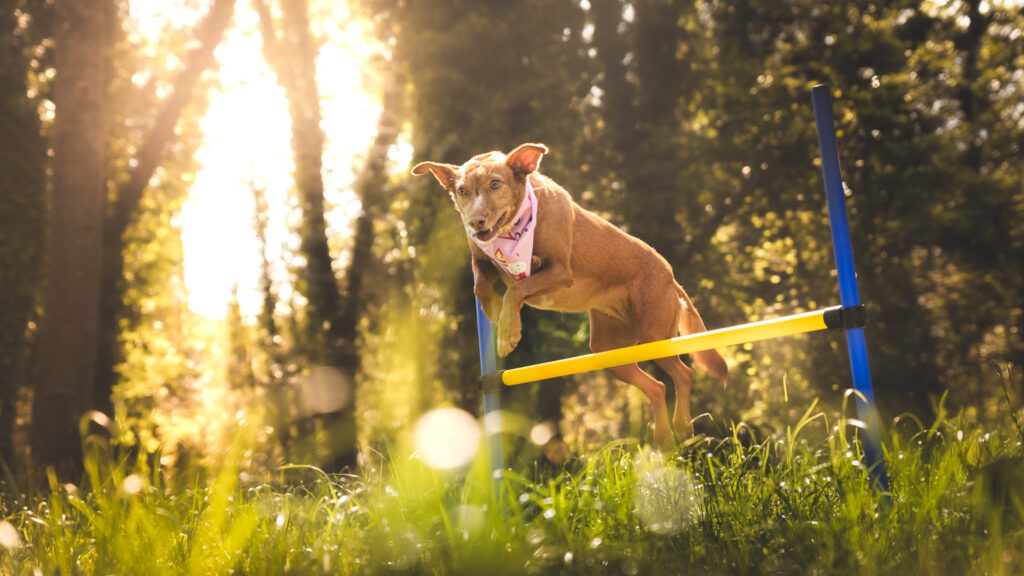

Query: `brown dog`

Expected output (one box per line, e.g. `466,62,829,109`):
412,143,727,447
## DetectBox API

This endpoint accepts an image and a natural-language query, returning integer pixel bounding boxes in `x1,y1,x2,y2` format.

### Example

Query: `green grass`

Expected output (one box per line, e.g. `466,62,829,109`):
2,402,1023,575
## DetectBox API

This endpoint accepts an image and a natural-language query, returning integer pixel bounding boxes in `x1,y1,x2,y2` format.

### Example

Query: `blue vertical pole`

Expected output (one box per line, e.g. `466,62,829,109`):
475,297,505,498
812,85,890,493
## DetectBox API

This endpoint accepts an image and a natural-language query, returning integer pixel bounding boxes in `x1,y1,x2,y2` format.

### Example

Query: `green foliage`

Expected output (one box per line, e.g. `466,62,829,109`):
107,8,213,464
3,401,1024,575
355,0,1024,448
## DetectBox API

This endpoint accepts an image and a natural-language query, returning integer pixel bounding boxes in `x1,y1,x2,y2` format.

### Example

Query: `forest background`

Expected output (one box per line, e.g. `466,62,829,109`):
1,0,1022,478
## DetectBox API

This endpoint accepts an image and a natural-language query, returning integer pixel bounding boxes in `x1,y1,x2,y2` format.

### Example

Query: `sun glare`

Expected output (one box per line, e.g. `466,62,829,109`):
135,0,383,320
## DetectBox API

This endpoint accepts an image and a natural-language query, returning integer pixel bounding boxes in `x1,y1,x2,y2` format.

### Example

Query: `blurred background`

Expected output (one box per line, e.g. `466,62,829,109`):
1,0,1021,478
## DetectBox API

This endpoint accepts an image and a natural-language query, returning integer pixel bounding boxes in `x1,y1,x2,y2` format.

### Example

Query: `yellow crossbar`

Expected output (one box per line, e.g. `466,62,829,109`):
501,308,832,386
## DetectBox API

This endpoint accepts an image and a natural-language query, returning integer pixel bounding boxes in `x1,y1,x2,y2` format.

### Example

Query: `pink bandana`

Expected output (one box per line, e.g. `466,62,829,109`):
471,179,538,280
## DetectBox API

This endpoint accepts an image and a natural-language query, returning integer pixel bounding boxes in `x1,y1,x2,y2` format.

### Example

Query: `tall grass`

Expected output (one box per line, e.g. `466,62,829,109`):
2,398,1022,575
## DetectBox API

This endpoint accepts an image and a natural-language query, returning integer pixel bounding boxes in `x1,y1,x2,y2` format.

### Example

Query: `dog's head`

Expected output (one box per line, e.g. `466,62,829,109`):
412,143,548,243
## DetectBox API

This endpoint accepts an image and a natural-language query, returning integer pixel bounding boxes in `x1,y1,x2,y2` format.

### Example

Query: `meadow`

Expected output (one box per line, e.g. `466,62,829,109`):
2,396,1023,576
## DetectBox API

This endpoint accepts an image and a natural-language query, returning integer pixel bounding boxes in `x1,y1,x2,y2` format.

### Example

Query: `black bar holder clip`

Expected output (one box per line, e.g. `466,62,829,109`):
481,370,506,394
823,305,867,330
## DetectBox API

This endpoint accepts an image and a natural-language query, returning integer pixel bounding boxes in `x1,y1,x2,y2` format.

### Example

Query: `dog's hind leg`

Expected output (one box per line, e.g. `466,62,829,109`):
655,356,695,440
590,310,673,450
633,285,698,440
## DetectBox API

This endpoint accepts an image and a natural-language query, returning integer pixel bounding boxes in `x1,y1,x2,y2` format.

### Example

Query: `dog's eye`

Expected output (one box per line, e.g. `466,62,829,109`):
489,179,501,190
456,186,467,196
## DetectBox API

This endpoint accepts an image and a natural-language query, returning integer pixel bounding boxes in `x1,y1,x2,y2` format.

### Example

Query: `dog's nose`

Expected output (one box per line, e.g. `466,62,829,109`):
467,215,488,231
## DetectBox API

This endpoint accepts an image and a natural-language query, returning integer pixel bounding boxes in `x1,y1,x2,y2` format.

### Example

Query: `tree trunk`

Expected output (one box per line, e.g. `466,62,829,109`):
954,0,989,172
593,0,686,263
256,0,352,469
338,66,402,362
0,1,47,468
258,0,345,361
591,0,637,173
31,0,108,474
628,0,686,264
257,1,404,470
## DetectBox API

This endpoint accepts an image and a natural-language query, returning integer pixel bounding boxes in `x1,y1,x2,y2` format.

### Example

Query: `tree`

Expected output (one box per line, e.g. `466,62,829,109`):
31,0,109,473
31,0,237,474
94,0,237,417
256,0,365,469
0,0,48,468
255,0,342,363
592,0,696,264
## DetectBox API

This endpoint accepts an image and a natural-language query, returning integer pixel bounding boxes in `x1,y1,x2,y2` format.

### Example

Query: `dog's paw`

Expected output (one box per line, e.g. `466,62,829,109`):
496,302,523,357
497,328,521,357
654,429,675,452
497,339,513,358
496,316,522,357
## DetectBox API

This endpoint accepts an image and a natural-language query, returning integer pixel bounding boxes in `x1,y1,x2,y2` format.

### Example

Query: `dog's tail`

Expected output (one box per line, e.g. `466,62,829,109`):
676,286,729,386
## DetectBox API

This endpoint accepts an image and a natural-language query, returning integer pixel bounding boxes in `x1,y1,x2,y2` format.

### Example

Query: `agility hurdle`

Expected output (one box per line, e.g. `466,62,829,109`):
474,85,889,493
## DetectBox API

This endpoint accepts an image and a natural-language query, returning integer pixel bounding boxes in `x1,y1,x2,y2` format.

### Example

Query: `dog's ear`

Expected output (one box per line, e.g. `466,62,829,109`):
506,143,549,176
411,162,459,188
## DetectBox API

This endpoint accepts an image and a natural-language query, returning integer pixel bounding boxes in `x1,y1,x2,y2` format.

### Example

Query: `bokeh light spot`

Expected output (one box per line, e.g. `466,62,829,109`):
121,474,144,496
450,504,485,537
299,366,352,415
633,451,700,534
413,408,481,470
530,421,556,446
0,521,22,550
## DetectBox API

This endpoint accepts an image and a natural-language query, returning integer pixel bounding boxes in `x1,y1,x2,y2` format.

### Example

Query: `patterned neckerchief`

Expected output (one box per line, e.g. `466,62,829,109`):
470,178,538,280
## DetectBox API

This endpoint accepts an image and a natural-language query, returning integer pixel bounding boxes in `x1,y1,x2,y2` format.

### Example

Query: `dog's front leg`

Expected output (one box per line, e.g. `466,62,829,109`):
496,293,523,358
471,252,503,324
496,263,574,356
